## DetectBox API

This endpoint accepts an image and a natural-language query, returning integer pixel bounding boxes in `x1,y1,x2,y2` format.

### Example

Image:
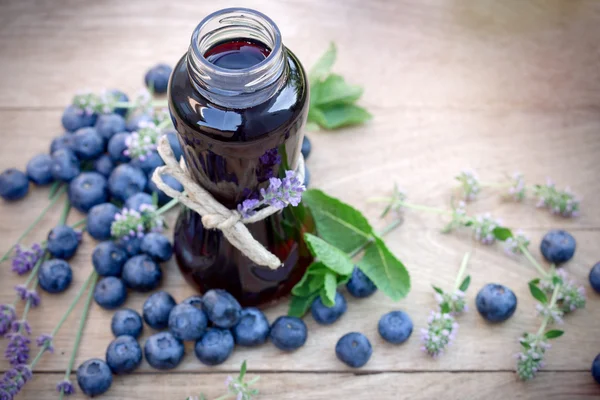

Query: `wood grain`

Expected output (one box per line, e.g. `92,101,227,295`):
0,0,600,398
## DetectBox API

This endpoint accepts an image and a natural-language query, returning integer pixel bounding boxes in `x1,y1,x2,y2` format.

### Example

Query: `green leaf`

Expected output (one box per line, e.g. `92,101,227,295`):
530,278,540,285
306,262,330,276
552,275,562,286
529,282,548,304
432,285,444,295
288,293,319,317
239,360,247,380
320,287,335,307
302,189,373,253
323,272,337,305
309,42,337,84
304,233,355,276
310,103,372,130
312,74,363,107
492,226,513,241
459,276,471,292
440,302,451,314
357,236,410,301
520,340,531,350
544,329,564,339
291,273,323,297
308,274,325,293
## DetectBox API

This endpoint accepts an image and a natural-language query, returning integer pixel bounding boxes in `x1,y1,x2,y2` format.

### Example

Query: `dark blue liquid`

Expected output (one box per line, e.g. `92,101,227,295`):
204,39,271,69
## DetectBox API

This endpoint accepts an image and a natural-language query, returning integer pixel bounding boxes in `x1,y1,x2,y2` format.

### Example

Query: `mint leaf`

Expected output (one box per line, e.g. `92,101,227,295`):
529,281,548,304
440,303,451,314
493,227,513,241
303,189,373,253
292,262,328,296
432,285,444,295
358,236,410,301
304,233,354,276
288,293,318,317
459,276,471,292
309,103,372,130
544,329,564,339
323,272,337,305
313,74,363,107
320,287,334,307
309,42,336,85
308,274,325,293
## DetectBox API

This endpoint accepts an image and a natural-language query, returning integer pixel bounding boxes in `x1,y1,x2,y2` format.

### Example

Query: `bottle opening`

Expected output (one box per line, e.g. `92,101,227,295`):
204,39,271,70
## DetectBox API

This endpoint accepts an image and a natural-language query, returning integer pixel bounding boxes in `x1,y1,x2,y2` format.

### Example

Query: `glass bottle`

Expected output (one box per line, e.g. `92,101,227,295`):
168,8,314,307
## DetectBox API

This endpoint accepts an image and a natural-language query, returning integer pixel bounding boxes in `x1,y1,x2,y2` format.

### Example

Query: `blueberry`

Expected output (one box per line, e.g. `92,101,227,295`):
108,164,147,201
335,332,372,368
105,335,143,374
232,308,270,346
592,353,600,384
194,328,234,366
76,358,112,397
378,311,413,344
68,172,108,212
87,203,119,240
168,303,208,341
589,262,600,294
301,135,311,160
111,309,143,338
311,292,347,325
73,127,104,160
144,332,185,370
269,316,307,351
38,259,73,293
182,295,203,310
202,289,242,329
304,167,310,187
118,236,143,257
476,283,518,323
109,89,129,117
50,134,75,154
131,151,164,175
165,131,183,160
141,233,173,262
47,225,80,260
94,277,127,310
126,114,152,132
51,148,80,182
0,169,29,201
62,105,97,132
93,154,115,178
107,132,131,163
346,266,377,298
143,291,176,330
93,241,127,277
125,192,153,211
26,154,54,185
122,254,162,292
145,64,172,94
147,173,182,205
95,113,126,142
540,230,576,265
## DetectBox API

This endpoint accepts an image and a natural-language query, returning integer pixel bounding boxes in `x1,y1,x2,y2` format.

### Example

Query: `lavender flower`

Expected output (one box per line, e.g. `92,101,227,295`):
10,321,31,336
11,244,43,275
0,365,32,399
56,380,75,396
539,270,586,313
36,334,54,354
0,306,16,337
237,199,260,219
456,170,480,201
123,122,162,160
534,179,581,217
420,311,458,357
472,213,501,245
434,290,467,314
503,229,530,255
507,172,526,201
14,286,40,308
5,331,30,366
516,333,551,380
110,204,164,240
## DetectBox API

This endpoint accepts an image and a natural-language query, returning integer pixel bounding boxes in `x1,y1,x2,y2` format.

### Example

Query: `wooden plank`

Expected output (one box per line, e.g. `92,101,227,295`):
20,372,600,399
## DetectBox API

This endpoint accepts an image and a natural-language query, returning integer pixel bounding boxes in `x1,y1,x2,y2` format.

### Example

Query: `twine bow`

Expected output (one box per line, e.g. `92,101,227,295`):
151,135,305,270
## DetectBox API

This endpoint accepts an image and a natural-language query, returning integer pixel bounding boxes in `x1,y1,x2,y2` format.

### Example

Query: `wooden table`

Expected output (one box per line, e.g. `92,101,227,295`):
1,0,599,398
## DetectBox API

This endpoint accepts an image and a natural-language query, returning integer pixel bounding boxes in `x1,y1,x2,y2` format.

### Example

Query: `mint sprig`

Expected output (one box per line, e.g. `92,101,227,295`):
289,189,410,317
307,43,372,130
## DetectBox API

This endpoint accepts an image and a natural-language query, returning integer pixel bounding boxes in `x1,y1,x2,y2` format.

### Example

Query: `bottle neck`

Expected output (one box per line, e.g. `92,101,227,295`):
186,8,287,109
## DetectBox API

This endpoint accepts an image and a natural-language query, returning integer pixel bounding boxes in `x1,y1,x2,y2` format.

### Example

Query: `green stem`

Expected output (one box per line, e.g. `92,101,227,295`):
0,185,67,263
48,181,61,199
157,198,180,215
59,272,98,400
368,197,450,215
17,280,37,334
454,251,471,290
59,199,71,225
537,283,561,335
348,218,403,258
71,218,87,229
51,272,96,338
520,245,549,277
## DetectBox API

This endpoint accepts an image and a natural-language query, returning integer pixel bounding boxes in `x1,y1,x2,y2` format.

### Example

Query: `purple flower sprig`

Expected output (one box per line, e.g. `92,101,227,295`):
4,279,40,367
187,361,259,400
422,252,471,358
11,244,44,276
237,170,306,219
534,179,581,218
110,204,165,241
455,170,480,201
